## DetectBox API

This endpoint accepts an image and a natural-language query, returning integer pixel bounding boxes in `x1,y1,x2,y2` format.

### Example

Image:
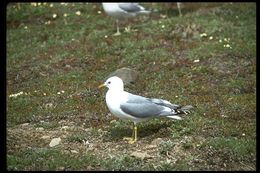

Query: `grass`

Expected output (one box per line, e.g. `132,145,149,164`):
7,148,101,171
7,2,256,171
34,121,59,130
208,137,256,160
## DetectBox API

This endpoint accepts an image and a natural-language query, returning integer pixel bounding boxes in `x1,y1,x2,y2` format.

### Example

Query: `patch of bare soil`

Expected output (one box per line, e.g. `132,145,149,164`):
7,118,255,171
7,119,208,170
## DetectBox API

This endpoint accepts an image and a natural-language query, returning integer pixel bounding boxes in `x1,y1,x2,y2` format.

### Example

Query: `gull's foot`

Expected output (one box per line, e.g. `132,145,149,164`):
123,137,133,141
125,26,138,33
123,137,136,144
113,31,121,36
128,139,136,144
124,27,138,33
124,26,131,33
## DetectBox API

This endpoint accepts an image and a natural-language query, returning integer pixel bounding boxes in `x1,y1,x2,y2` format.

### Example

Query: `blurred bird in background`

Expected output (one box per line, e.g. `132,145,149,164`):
102,3,151,36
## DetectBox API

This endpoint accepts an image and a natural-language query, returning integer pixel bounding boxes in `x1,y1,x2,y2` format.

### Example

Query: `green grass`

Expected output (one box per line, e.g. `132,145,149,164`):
34,121,59,130
7,148,101,171
158,140,176,155
7,2,256,171
208,137,256,161
66,133,88,143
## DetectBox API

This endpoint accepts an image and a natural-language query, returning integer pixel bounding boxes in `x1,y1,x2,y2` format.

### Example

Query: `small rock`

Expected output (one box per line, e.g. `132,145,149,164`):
65,64,71,68
110,120,117,124
87,146,95,151
151,138,164,145
145,144,157,149
193,158,201,163
49,137,61,147
221,114,228,118
86,143,96,151
45,103,54,109
83,140,90,145
84,128,92,132
166,158,171,164
41,135,50,140
70,150,79,154
21,123,29,126
61,126,70,130
86,166,93,170
105,67,139,85
58,120,66,124
193,59,200,63
182,31,187,38
67,121,75,126
130,151,153,160
36,127,44,131
57,167,65,170
61,134,67,138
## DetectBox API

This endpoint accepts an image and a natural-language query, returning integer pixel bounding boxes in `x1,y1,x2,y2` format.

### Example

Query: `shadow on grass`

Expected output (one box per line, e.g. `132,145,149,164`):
103,120,174,142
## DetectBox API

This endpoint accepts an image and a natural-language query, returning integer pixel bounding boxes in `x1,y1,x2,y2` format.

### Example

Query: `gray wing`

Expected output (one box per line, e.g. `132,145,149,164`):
149,98,193,114
118,3,144,13
148,98,181,109
120,93,170,118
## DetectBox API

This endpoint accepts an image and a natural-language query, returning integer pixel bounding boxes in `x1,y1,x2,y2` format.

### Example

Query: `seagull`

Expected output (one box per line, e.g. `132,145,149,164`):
102,3,151,36
99,76,193,144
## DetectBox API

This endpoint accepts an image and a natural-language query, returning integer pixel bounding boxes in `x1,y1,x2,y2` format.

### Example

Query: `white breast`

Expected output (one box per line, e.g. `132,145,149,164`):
105,90,138,121
102,3,135,18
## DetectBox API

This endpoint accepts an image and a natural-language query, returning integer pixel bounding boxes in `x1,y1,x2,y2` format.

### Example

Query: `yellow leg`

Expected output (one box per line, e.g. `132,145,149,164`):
134,125,137,141
113,29,121,36
113,19,121,36
123,123,137,144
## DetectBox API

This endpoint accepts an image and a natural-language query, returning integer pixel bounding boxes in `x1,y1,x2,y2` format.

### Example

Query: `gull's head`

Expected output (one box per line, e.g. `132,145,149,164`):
98,76,124,91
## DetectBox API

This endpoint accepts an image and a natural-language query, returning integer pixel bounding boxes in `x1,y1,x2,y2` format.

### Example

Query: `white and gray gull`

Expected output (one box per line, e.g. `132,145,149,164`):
102,3,151,36
99,76,193,143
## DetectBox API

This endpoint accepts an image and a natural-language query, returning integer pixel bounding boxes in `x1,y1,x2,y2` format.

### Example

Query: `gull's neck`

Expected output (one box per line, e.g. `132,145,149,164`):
108,86,124,93
106,85,125,103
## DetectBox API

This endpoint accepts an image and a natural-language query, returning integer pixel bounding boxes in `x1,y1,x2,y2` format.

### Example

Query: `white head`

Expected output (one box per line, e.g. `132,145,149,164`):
99,76,124,91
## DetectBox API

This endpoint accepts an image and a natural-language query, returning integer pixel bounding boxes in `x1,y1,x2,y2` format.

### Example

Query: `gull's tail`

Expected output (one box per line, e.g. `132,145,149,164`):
137,7,151,15
119,3,152,15
134,3,158,15
178,105,193,114
148,98,193,120
138,7,159,14
138,10,151,14
167,105,193,120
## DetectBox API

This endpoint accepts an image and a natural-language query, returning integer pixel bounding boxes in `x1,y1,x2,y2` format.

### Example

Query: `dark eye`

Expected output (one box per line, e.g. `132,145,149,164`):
108,81,111,84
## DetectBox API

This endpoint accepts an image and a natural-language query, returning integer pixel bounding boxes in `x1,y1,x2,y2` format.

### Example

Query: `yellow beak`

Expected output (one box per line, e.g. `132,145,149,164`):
98,83,105,89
